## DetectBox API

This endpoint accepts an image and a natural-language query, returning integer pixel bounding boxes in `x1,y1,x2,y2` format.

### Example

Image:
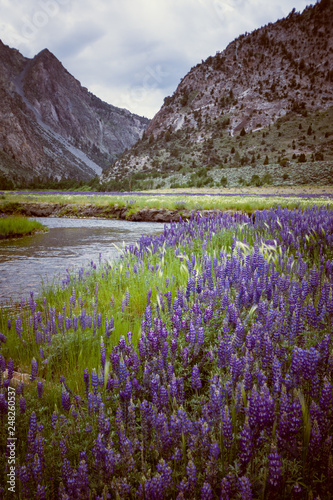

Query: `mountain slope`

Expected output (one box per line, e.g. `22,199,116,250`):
101,0,333,189
0,42,149,184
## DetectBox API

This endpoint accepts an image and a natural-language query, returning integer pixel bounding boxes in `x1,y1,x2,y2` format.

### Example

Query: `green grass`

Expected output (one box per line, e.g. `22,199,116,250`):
1,192,333,216
0,216,47,238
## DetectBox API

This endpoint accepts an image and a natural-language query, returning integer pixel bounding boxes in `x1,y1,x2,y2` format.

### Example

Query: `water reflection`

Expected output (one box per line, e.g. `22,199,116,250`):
0,217,164,304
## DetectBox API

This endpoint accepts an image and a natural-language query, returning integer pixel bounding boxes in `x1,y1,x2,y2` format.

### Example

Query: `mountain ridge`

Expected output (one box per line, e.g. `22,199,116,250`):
0,41,149,185
101,0,333,190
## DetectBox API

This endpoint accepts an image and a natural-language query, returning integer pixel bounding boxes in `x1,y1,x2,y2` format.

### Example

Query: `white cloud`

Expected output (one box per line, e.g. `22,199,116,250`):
0,0,313,118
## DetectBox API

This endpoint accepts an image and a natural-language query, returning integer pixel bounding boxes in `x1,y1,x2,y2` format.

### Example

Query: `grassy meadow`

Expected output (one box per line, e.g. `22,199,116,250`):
1,189,333,217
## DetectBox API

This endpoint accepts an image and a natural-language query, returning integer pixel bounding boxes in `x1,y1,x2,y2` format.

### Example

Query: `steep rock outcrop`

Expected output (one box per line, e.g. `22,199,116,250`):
0,42,149,183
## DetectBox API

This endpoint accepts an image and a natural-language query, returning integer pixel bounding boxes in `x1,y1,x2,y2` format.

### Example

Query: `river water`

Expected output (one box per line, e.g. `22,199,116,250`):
0,218,164,304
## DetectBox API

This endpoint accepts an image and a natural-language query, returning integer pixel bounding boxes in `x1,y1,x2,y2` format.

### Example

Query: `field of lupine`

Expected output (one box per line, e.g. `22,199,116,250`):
0,205,333,499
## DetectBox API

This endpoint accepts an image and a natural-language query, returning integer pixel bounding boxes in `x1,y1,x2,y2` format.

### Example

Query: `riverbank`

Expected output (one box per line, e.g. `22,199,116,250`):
0,215,48,239
1,189,332,222
0,201,240,222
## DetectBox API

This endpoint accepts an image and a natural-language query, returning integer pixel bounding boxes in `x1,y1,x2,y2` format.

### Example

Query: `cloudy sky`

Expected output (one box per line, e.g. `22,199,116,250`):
1,0,312,118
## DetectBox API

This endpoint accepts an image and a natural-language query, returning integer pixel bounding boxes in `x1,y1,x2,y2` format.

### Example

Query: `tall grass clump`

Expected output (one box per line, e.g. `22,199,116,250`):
0,206,333,498
0,216,47,238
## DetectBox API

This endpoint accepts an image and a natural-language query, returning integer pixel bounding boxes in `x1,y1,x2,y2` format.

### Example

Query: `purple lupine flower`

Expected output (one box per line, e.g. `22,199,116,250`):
191,365,202,390
189,322,196,344
238,476,253,500
118,358,128,384
239,418,253,466
186,460,197,493
91,369,99,393
61,389,71,412
200,481,213,499
268,445,282,487
27,411,38,447
59,438,67,457
15,316,23,337
0,333,6,344
0,355,6,372
181,346,189,367
160,386,169,408
30,358,38,382
76,459,90,498
197,326,205,345
37,381,43,398
118,336,126,351
36,484,46,500
16,382,25,395
120,379,132,403
320,379,333,411
51,411,58,429
309,419,322,456
0,393,7,415
19,397,26,414
170,338,177,356
289,397,302,435
7,358,14,380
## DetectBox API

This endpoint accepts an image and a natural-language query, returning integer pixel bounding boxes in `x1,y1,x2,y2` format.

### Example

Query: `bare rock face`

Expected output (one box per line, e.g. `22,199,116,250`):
0,42,149,183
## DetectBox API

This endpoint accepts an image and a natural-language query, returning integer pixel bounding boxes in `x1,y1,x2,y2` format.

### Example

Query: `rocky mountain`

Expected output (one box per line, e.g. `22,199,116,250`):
102,0,333,189
0,41,149,184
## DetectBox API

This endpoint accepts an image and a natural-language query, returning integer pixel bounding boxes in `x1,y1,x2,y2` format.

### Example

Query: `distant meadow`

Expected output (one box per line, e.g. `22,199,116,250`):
1,189,333,215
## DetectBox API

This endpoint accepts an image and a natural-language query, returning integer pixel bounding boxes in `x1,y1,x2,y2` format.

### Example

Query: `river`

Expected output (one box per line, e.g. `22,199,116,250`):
0,217,164,304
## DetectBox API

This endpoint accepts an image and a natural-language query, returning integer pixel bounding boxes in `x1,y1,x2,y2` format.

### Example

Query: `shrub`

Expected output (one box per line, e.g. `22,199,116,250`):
250,174,262,187
220,176,228,187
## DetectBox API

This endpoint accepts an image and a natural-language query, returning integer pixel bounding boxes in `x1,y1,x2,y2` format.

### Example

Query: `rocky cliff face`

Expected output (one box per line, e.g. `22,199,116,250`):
0,42,149,183
102,0,333,187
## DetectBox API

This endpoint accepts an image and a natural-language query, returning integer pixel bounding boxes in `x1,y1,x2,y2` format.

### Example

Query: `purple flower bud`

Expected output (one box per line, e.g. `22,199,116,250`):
30,358,38,382
91,369,99,393
61,389,71,412
118,360,128,384
7,358,14,380
268,445,282,487
191,365,202,390
37,381,43,398
19,397,26,414
51,411,58,429
238,476,253,500
200,480,213,500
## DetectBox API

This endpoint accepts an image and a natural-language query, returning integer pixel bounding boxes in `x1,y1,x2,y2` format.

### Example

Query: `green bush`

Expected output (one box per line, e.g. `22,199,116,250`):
250,174,262,187
220,176,228,187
